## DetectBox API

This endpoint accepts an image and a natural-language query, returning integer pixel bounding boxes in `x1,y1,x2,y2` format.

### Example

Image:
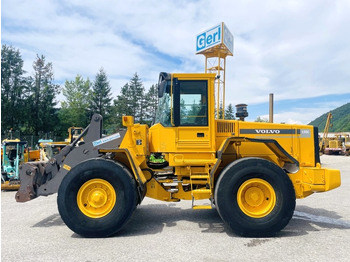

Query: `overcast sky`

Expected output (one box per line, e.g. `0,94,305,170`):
2,0,350,124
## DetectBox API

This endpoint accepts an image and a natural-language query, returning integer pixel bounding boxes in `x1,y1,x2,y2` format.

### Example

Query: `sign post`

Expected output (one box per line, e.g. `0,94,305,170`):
196,22,234,119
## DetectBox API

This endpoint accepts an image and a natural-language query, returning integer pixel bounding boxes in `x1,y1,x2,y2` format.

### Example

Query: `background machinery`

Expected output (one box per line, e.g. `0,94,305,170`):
318,113,349,156
342,134,350,156
38,127,84,161
319,112,332,154
325,134,343,155
1,127,83,190
1,139,39,190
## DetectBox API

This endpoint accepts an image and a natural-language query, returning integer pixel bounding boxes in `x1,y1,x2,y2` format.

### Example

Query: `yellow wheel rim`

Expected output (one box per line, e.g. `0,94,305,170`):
237,178,276,218
77,178,116,218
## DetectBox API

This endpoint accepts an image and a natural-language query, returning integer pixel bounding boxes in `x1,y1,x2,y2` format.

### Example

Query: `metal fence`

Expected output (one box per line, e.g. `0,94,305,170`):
1,131,65,149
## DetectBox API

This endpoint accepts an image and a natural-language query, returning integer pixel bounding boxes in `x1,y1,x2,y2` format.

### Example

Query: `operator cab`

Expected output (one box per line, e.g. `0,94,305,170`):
155,72,209,127
150,72,216,156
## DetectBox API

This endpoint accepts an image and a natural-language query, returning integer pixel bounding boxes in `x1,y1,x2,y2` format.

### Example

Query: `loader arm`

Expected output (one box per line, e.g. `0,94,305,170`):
15,114,126,202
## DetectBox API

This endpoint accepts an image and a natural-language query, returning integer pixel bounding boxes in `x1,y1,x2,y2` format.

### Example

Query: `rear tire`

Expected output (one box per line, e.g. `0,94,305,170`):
57,158,138,237
215,157,296,237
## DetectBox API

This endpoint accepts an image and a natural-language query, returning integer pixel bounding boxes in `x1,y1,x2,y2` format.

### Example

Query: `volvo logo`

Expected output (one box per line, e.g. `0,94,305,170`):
255,129,281,134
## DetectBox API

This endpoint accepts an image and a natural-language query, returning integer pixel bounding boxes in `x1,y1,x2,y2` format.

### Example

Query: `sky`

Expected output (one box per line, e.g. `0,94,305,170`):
2,0,350,124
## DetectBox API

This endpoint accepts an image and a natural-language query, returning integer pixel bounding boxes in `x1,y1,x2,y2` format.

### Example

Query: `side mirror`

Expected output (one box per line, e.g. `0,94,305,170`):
158,81,166,98
158,72,169,98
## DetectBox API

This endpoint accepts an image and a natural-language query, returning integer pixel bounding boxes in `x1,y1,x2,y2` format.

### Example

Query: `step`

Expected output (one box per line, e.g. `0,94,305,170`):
192,205,213,210
190,175,210,179
192,188,211,199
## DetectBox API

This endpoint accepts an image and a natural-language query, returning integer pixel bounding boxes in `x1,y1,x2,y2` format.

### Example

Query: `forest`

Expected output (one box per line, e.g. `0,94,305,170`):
1,45,235,143
309,102,350,132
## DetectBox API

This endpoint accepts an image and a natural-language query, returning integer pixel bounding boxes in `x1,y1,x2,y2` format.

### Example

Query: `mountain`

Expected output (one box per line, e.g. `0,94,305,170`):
309,103,350,132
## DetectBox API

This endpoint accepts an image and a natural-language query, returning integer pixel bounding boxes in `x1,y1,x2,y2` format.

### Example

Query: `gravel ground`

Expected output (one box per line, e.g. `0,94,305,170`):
1,155,350,262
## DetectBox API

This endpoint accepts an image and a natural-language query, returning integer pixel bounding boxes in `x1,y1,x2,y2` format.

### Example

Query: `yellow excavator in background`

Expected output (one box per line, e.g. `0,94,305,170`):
39,127,84,161
319,112,332,154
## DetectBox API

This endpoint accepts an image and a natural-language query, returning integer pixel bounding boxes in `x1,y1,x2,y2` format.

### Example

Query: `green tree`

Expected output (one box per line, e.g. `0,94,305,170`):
111,82,134,128
128,73,146,122
144,84,158,124
27,55,60,135
89,68,113,123
225,103,235,120
59,75,91,133
309,103,350,132
217,102,224,119
255,116,268,122
112,73,146,126
1,45,29,133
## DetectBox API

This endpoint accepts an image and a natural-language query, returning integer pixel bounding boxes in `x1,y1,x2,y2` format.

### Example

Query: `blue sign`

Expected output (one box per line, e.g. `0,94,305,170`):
196,24,222,53
196,22,233,55
223,23,234,54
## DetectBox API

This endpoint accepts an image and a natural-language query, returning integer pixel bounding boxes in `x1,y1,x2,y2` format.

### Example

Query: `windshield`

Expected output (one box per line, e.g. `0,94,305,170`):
155,80,171,126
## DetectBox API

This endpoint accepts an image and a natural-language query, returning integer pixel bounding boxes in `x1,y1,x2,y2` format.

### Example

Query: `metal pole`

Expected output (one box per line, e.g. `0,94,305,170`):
205,56,208,73
217,53,221,118
269,93,274,123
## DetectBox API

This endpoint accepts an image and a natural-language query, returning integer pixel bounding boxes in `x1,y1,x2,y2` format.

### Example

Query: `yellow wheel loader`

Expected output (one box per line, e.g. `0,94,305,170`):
16,72,341,237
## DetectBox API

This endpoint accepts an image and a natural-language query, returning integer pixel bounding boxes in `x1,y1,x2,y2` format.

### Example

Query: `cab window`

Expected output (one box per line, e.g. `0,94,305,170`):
178,80,208,126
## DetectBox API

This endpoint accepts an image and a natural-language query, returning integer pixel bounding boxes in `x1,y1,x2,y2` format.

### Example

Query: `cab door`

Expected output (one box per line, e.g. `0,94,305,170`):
173,77,212,151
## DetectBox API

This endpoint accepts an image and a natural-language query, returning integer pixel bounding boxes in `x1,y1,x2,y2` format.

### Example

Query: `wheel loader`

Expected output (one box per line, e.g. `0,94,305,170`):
16,72,341,237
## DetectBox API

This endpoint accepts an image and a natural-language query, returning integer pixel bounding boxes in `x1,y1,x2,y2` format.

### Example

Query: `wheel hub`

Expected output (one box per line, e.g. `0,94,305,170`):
237,178,276,218
89,190,107,208
77,178,116,218
245,187,264,207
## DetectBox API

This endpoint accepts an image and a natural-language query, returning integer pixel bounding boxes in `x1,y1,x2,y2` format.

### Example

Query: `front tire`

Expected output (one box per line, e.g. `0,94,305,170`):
215,157,296,237
57,158,138,237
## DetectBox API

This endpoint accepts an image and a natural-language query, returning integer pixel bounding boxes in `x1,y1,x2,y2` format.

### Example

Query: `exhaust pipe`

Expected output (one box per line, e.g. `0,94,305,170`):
269,93,274,123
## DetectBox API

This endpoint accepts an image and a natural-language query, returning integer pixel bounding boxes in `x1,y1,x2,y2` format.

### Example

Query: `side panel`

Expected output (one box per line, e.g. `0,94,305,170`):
236,121,317,167
213,121,340,198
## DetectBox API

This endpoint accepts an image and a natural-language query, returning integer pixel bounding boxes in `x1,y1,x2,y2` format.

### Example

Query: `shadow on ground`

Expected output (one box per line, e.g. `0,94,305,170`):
278,205,350,237
31,203,350,238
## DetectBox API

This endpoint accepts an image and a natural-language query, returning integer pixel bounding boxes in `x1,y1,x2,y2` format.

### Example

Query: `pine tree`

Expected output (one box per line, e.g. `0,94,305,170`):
27,55,60,135
112,82,134,128
225,103,235,120
217,102,224,119
128,73,145,122
113,73,146,124
112,73,160,128
144,84,158,124
89,68,113,123
1,45,28,133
